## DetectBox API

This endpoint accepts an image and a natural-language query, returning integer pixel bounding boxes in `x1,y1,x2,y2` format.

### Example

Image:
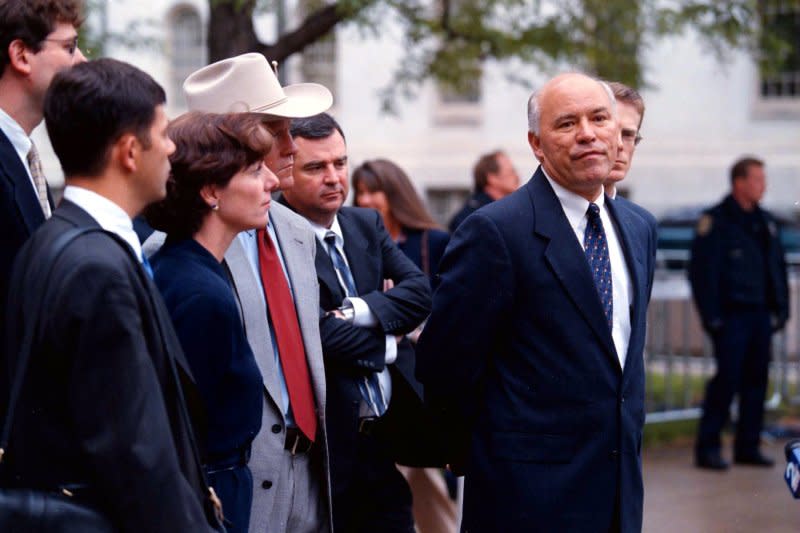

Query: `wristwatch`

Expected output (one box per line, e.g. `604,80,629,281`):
338,302,355,322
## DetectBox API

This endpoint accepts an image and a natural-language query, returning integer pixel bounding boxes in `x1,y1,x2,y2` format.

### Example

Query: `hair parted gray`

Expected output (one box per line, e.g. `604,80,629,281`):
527,74,617,135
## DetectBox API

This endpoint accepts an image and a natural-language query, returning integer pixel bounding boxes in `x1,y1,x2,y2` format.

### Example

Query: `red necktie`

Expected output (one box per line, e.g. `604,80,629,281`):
257,229,317,441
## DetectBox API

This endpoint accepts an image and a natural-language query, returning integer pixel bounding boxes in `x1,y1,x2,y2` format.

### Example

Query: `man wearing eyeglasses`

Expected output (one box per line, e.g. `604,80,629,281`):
605,82,658,304
604,82,645,199
0,0,87,352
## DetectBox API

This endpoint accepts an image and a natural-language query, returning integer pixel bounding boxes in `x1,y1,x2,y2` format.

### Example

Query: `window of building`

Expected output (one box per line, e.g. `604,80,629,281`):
433,71,483,126
754,1,800,118
426,187,471,226
168,5,205,108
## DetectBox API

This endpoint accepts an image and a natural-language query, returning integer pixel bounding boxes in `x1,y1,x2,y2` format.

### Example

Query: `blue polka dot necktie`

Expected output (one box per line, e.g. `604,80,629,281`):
584,203,613,331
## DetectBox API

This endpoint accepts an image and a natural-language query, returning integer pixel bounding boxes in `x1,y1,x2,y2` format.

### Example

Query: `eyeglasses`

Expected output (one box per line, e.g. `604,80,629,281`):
43,36,79,55
621,130,643,147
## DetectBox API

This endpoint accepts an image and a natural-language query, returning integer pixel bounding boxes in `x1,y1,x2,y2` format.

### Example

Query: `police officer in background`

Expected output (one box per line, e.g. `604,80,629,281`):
690,156,789,471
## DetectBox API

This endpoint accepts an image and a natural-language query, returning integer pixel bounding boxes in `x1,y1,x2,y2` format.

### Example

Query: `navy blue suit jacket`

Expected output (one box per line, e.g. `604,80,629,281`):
0,129,53,348
417,168,655,533
397,227,450,291
307,207,431,486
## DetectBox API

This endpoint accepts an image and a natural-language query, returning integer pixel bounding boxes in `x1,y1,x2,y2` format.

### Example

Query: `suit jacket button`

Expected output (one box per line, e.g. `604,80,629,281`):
261,480,273,489
610,450,619,460
271,424,282,434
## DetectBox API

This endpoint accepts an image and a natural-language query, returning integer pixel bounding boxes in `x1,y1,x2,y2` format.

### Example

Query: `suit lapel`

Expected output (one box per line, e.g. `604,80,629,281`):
606,197,647,384
530,170,618,364
224,235,284,407
269,204,327,414
315,238,345,305
59,201,201,385
0,129,45,233
338,209,376,295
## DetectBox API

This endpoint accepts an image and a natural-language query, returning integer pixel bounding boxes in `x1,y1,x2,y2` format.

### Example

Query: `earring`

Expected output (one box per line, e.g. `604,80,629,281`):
210,203,219,211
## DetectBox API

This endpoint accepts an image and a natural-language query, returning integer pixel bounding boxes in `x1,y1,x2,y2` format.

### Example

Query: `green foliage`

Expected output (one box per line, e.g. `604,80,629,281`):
83,0,779,112
359,0,762,111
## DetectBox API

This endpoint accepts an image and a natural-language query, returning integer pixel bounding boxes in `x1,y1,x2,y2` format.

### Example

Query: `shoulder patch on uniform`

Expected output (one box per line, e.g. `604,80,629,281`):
768,220,778,237
696,214,713,236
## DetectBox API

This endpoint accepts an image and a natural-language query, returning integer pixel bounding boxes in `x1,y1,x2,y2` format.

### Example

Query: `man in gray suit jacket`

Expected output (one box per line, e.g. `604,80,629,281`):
145,53,335,533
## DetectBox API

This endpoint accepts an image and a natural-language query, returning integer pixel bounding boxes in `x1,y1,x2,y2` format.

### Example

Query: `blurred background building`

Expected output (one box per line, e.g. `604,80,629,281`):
37,0,799,224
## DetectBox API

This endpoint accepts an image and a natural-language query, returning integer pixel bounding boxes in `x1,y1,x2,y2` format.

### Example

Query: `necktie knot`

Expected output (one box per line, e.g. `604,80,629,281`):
324,231,336,246
587,202,601,219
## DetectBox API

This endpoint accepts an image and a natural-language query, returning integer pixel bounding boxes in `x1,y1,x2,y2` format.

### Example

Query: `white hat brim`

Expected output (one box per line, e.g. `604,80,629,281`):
253,83,333,118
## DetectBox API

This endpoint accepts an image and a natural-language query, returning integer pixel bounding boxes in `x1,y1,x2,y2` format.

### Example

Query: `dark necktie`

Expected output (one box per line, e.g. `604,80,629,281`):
583,203,613,331
140,253,154,279
257,229,317,441
324,231,387,416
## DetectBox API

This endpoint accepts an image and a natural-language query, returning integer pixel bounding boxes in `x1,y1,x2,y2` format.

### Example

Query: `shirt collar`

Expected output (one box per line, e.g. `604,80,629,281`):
62,185,142,259
309,215,344,249
0,107,32,170
542,167,605,231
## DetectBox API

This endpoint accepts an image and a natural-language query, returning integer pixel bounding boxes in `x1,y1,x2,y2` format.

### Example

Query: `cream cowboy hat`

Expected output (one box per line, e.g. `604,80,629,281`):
183,52,332,117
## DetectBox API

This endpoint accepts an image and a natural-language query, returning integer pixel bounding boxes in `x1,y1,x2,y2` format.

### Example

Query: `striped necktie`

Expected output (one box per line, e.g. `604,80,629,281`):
26,140,51,219
324,231,387,417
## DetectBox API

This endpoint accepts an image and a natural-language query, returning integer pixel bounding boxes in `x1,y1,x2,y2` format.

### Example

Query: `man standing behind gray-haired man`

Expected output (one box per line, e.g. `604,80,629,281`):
417,73,656,532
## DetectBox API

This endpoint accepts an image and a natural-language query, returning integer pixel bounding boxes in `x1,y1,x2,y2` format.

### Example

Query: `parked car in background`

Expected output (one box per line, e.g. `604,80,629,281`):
657,206,800,270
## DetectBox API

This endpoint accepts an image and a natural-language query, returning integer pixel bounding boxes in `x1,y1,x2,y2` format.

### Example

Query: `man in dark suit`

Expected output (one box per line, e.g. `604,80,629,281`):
0,0,86,354
0,59,220,531
280,113,431,533
448,150,519,231
605,82,658,301
417,73,656,533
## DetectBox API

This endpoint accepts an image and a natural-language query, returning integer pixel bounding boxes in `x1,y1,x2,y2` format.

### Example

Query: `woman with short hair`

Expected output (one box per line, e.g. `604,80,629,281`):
145,111,278,533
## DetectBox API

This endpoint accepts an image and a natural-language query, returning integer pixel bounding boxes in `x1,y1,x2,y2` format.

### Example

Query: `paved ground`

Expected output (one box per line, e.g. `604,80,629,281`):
643,438,800,532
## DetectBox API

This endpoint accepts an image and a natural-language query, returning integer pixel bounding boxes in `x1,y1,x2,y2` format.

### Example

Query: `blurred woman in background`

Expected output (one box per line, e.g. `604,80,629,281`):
351,158,456,533
352,159,449,292
145,112,278,533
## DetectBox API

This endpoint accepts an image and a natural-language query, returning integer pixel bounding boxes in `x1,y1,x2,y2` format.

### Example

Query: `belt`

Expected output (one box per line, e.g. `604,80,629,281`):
284,427,314,455
358,416,379,436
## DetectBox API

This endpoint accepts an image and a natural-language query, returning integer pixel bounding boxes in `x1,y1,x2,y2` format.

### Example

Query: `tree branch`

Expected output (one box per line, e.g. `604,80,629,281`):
257,4,347,62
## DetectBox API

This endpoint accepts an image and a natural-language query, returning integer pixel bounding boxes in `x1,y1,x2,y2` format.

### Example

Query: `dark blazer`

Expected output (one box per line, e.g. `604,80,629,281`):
417,168,655,533
448,191,493,232
286,205,431,496
689,194,789,332
0,129,53,360
614,194,658,304
397,227,450,291
151,237,263,460
1,201,217,532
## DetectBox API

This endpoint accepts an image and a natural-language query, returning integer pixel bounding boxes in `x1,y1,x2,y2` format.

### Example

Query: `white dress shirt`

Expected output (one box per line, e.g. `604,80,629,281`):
309,215,395,416
543,171,632,368
62,186,143,262
0,107,38,198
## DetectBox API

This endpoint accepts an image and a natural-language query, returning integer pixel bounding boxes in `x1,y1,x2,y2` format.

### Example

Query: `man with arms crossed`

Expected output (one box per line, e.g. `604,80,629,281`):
418,73,655,533
281,113,431,533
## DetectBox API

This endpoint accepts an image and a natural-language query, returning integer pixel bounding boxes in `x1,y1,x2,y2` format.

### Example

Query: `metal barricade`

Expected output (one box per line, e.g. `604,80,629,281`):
644,270,800,423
